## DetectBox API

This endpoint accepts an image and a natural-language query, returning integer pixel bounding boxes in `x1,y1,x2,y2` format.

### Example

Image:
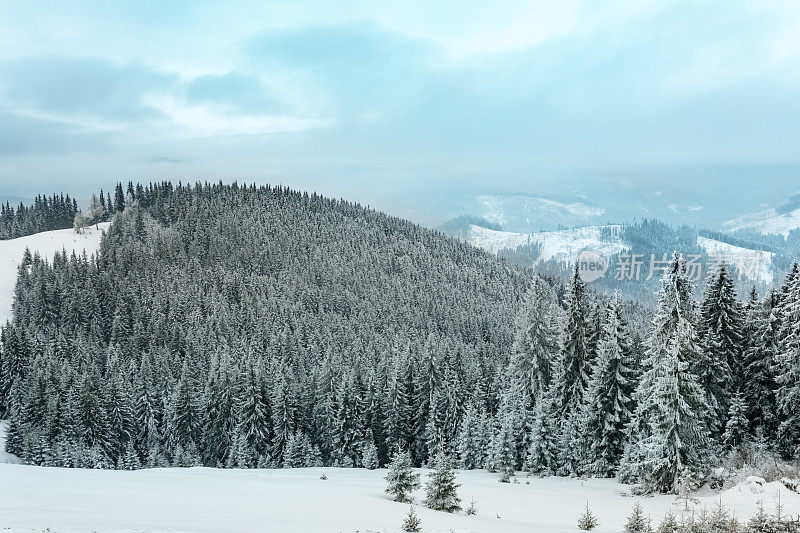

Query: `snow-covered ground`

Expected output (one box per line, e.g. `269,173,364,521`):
0,223,110,323
2,423,796,533
467,224,627,266
723,207,800,238
697,235,775,284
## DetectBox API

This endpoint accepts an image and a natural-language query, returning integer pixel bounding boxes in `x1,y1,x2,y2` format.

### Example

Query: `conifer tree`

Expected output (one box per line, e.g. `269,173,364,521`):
488,410,516,481
510,274,560,408
624,502,649,533
424,446,461,513
524,388,560,476
622,254,709,492
234,360,271,466
385,449,420,503
582,293,636,477
456,401,486,470
402,505,422,532
742,289,779,439
697,264,742,434
577,502,599,530
362,431,379,469
723,390,750,448
167,361,200,455
557,263,592,416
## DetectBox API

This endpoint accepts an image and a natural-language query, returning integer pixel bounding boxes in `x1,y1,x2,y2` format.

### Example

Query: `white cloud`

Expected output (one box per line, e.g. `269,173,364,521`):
143,95,330,138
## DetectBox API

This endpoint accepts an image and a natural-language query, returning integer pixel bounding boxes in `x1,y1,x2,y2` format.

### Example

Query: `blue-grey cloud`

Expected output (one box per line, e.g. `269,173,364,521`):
0,56,177,123
0,110,109,155
246,21,436,114
184,72,282,114
1,1,799,223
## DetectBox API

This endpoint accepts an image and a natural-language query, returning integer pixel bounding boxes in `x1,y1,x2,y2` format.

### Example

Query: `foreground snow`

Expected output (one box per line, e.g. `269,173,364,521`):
0,223,110,323
1,462,797,532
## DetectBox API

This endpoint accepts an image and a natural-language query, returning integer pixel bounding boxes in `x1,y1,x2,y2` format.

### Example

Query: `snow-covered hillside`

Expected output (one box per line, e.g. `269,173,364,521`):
477,194,606,232
723,207,800,238
0,223,110,323
697,235,775,284
468,224,627,265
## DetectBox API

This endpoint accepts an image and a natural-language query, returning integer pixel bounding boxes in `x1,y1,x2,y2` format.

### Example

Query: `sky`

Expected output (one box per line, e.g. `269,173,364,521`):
1,1,799,222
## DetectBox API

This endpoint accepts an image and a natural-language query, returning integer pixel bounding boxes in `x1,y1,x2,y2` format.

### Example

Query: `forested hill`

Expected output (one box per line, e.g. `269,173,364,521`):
0,181,534,468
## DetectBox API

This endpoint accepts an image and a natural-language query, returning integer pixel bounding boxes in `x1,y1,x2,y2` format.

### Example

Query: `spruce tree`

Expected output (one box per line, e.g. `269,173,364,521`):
577,502,599,530
488,409,517,481
385,449,421,503
423,446,461,513
776,264,800,458
622,254,709,492
557,263,592,416
742,289,779,439
362,436,379,469
697,263,742,434
624,502,649,533
524,388,559,476
722,390,750,448
401,505,422,532
456,401,486,470
583,293,636,477
510,274,559,410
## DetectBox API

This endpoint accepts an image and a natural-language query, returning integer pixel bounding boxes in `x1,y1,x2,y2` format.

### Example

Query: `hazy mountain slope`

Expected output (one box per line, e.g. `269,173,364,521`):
465,224,627,267
723,207,800,238
475,194,607,232
696,235,775,284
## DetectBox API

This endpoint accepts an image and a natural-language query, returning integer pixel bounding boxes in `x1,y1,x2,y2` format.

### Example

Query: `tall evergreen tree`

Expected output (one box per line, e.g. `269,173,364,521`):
557,264,592,416
582,293,636,477
742,289,779,439
775,264,800,459
621,254,709,492
697,263,742,434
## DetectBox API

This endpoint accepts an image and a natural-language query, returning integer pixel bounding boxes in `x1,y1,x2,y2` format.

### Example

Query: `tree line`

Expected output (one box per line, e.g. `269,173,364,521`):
1,181,798,494
0,193,79,239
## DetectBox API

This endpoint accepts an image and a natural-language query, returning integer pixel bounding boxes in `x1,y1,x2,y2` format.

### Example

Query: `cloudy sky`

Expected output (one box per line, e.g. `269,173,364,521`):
1,1,799,220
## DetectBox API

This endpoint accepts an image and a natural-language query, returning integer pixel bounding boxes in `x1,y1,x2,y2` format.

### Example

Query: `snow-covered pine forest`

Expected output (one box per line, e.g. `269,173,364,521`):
1,181,799,498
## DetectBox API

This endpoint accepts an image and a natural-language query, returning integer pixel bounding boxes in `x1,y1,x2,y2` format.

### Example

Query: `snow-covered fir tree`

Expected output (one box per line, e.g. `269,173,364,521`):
581,293,636,477
385,449,421,503
423,446,461,513
523,387,560,476
723,390,750,448
620,254,709,492
554,264,595,475
456,401,487,470
776,263,800,458
742,288,779,440
697,263,743,434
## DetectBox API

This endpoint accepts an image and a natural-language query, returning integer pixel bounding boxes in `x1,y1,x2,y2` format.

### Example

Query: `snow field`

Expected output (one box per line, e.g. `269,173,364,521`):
1,459,798,532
